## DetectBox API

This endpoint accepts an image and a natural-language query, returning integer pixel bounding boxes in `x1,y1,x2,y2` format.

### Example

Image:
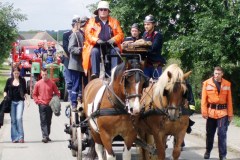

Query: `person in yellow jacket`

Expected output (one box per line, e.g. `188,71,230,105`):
201,66,233,160
82,1,124,79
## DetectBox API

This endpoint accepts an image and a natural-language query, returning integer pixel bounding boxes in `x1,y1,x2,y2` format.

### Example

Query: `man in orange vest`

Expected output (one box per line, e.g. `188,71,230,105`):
82,1,124,79
201,66,233,160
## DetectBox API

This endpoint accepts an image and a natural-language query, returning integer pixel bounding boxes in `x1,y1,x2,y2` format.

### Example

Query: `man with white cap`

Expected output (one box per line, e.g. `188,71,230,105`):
82,1,124,79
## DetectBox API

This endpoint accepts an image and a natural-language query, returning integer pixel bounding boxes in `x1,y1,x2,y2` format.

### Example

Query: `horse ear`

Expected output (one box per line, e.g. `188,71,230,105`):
125,61,130,69
167,71,172,79
184,71,192,80
140,61,145,70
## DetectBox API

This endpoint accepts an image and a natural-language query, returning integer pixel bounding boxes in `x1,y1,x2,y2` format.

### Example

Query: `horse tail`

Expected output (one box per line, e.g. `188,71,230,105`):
87,137,97,160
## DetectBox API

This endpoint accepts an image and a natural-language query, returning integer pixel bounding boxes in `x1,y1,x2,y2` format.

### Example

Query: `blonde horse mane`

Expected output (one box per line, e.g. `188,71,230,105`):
154,64,186,98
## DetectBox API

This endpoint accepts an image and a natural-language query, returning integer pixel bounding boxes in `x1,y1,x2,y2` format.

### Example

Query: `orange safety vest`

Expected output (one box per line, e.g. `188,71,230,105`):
201,77,233,119
82,16,124,75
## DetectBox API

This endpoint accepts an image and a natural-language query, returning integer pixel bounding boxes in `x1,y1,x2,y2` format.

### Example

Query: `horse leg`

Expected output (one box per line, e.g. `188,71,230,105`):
122,144,131,160
100,132,116,160
153,133,165,160
95,143,104,160
172,135,184,160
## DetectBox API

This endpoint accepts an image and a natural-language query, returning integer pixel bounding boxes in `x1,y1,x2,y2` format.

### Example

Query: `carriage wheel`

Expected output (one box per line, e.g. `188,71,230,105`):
76,127,82,160
71,111,77,157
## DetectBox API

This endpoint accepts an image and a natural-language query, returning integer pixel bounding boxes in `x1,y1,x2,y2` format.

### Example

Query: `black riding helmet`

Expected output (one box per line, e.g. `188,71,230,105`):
144,15,155,23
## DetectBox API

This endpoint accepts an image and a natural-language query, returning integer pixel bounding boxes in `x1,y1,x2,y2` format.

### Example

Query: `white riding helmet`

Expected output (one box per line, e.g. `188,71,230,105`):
94,1,111,15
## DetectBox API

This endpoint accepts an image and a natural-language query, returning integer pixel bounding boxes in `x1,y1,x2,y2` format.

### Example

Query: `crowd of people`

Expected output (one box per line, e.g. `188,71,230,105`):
1,1,233,159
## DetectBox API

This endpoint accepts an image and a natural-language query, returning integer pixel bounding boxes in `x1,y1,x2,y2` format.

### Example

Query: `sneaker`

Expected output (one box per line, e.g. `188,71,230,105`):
204,151,210,159
42,138,48,143
18,139,24,143
12,140,18,143
47,137,52,141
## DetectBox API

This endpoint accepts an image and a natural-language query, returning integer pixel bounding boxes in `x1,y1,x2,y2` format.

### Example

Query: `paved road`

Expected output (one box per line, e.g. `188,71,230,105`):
0,100,239,160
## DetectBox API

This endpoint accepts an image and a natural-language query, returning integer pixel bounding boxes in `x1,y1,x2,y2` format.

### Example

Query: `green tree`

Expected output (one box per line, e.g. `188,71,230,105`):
0,2,27,65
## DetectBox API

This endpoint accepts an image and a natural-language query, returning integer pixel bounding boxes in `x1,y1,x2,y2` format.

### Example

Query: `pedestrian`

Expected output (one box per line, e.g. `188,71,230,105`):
82,0,124,79
33,68,60,143
68,16,86,111
142,14,166,79
201,66,233,160
3,66,29,143
124,23,141,42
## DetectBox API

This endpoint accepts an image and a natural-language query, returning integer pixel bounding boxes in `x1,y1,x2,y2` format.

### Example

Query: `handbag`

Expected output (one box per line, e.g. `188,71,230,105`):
2,96,11,113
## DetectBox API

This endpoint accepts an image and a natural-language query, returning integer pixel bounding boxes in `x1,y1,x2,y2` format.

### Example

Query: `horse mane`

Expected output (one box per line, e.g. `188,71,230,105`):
154,64,186,97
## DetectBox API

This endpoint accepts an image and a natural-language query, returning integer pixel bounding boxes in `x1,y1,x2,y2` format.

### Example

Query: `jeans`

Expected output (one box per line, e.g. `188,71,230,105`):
63,66,72,101
206,116,228,158
10,101,24,141
69,69,81,107
90,47,119,77
39,105,53,139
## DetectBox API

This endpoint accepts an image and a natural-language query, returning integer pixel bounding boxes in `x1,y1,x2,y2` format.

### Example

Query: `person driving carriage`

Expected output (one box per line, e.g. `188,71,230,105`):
142,15,166,79
82,1,124,80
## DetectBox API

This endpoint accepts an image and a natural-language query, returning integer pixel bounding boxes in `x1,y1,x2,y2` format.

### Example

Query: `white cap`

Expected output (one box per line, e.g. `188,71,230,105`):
94,1,111,15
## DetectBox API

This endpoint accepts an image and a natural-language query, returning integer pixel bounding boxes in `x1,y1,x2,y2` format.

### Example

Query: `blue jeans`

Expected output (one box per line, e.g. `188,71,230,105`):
90,47,119,77
10,101,24,141
69,69,81,107
63,66,72,101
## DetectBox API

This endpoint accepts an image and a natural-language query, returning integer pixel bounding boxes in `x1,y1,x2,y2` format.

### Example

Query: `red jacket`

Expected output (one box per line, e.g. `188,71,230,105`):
201,77,233,119
33,79,60,106
82,16,124,75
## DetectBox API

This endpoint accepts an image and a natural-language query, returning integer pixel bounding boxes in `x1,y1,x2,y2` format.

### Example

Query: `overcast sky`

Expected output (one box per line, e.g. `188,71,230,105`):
2,0,98,31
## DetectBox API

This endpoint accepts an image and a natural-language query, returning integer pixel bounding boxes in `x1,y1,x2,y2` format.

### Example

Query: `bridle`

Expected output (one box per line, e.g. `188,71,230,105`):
122,68,148,100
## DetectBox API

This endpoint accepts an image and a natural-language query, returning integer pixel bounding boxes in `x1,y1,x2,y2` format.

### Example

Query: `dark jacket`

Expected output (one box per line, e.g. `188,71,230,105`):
62,30,73,68
4,77,27,101
124,36,140,42
0,98,11,128
143,30,166,64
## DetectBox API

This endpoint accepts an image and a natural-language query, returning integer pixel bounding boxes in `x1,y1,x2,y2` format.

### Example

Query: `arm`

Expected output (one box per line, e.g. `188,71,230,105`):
84,18,99,45
201,81,208,118
227,83,233,120
111,19,124,45
32,83,40,104
3,78,10,97
68,33,82,55
63,32,70,56
149,33,163,54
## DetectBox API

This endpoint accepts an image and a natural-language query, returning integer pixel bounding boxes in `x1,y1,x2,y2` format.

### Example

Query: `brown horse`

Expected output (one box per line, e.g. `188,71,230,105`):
137,64,191,160
83,61,149,160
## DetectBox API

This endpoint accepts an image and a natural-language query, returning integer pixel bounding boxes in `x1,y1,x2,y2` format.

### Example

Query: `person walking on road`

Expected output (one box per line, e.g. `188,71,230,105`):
201,66,233,160
3,67,29,143
33,68,60,143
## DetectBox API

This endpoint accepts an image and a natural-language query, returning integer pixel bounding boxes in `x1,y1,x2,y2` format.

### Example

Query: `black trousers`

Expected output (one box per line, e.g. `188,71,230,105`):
206,116,228,158
39,105,53,138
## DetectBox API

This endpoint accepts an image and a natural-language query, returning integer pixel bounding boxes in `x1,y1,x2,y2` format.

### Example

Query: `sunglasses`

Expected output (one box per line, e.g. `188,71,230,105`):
99,8,108,12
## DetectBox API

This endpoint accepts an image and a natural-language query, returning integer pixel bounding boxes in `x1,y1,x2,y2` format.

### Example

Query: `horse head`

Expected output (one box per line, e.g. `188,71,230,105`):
154,64,191,121
111,60,149,116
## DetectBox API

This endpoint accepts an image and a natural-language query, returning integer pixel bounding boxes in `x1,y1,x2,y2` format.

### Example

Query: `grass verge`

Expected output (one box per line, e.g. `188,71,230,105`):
233,116,240,127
